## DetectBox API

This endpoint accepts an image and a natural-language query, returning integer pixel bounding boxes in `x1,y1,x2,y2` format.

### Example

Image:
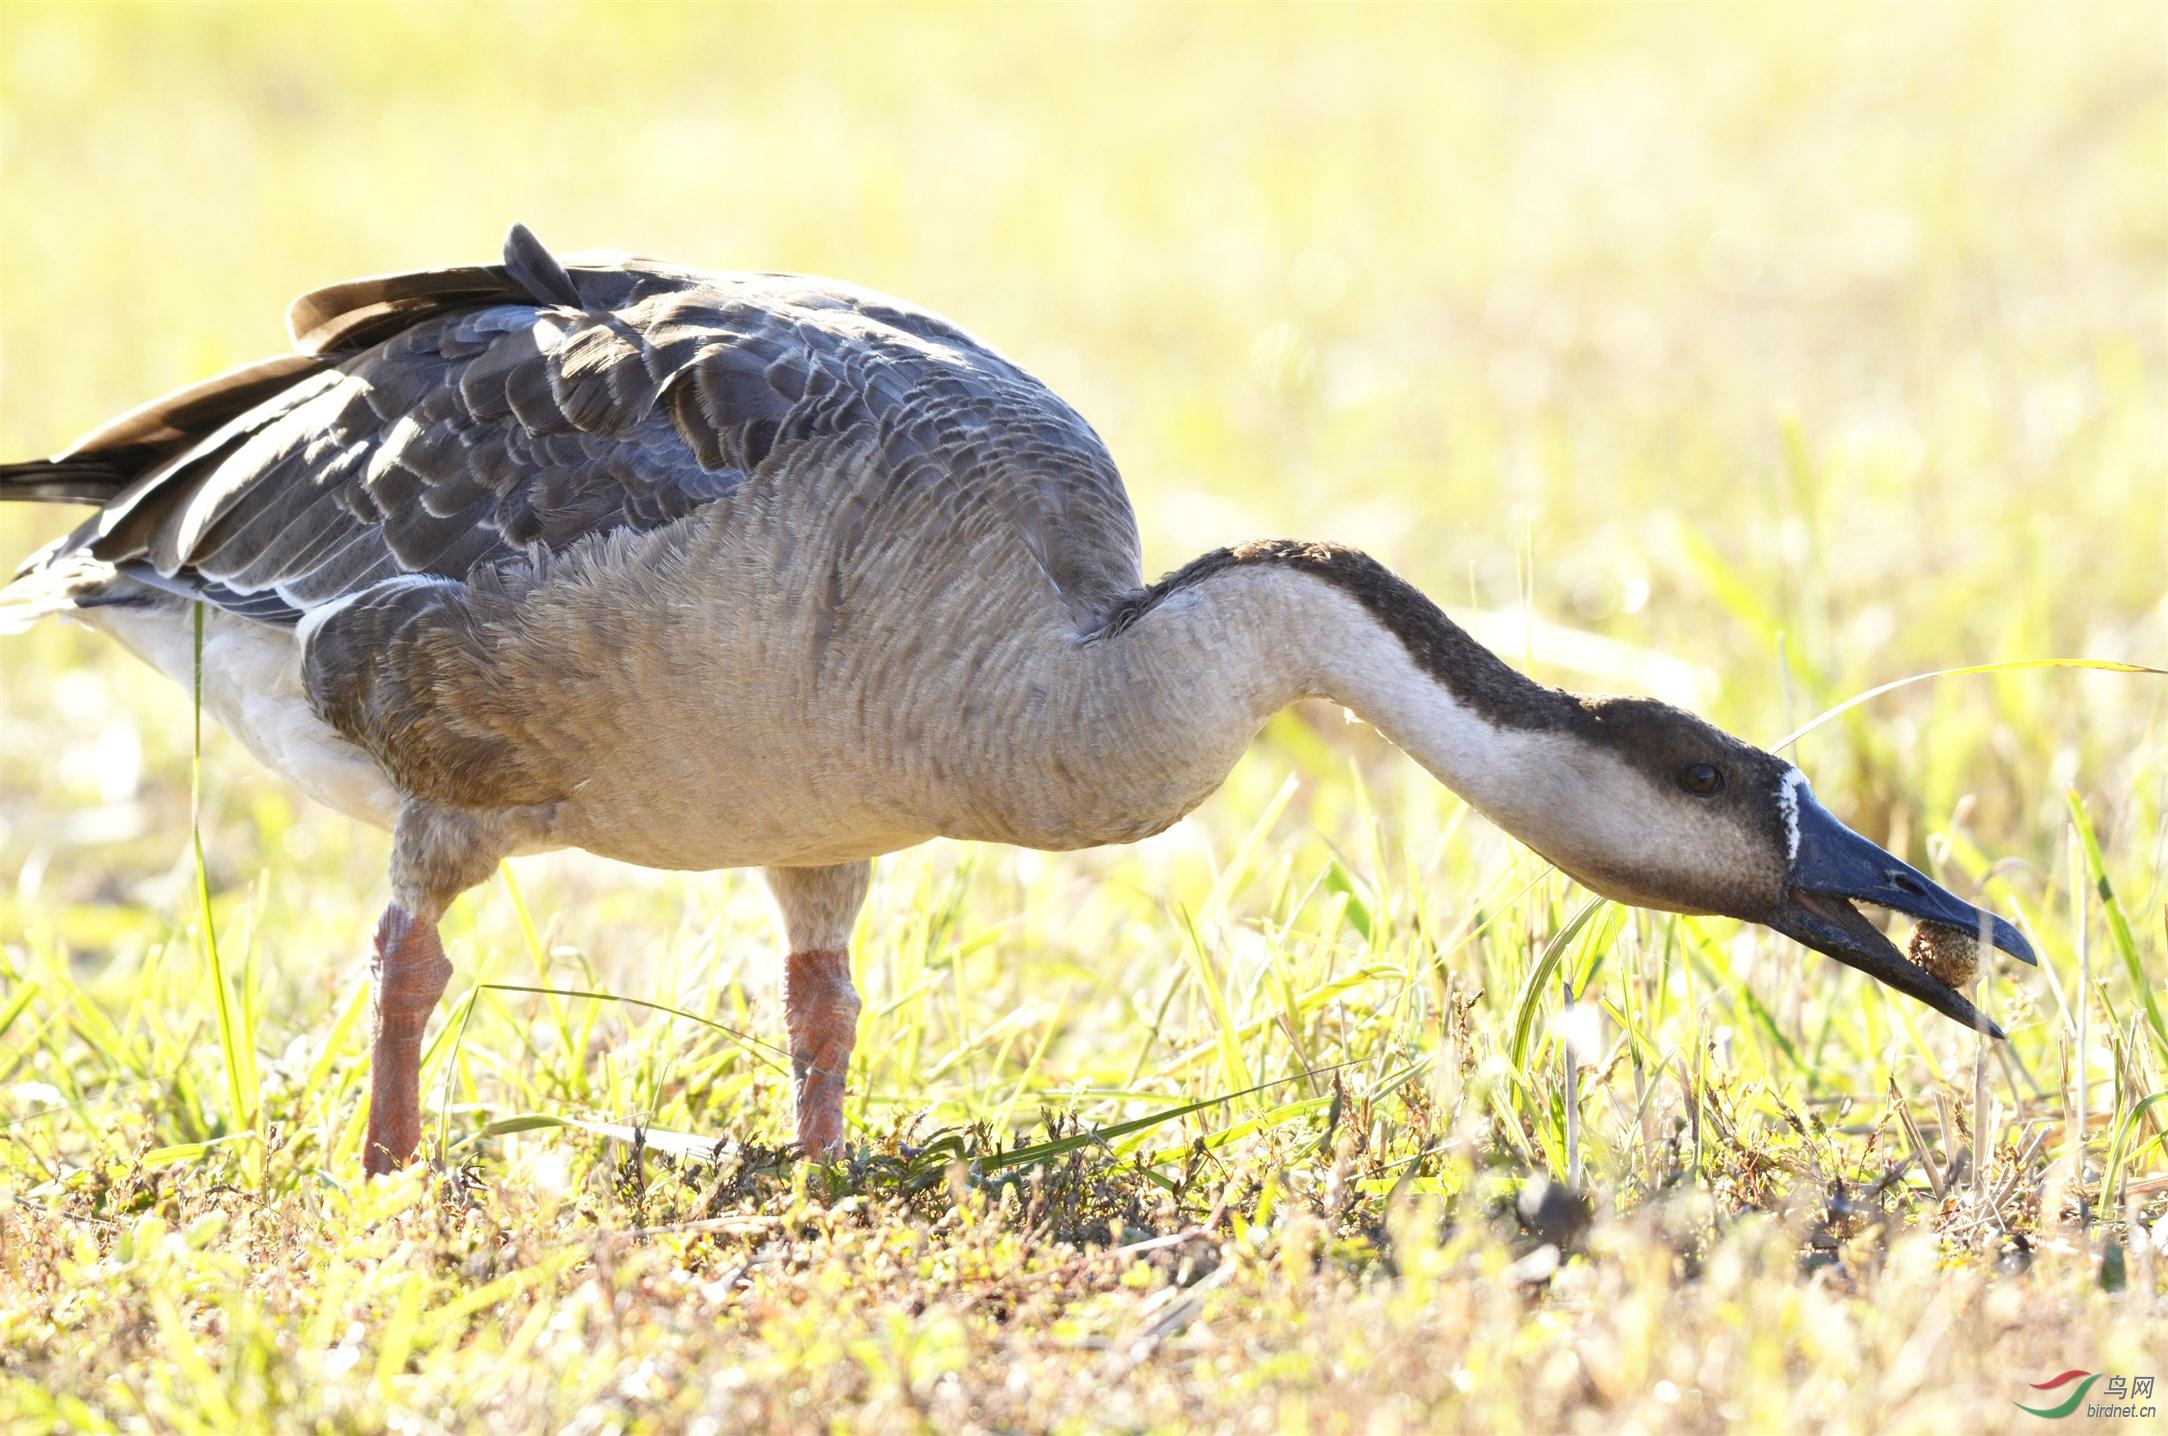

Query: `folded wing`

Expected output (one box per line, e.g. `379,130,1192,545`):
9,224,1142,632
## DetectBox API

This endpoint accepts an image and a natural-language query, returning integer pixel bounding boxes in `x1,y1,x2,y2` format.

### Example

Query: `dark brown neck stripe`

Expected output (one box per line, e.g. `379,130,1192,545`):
1092,538,1583,731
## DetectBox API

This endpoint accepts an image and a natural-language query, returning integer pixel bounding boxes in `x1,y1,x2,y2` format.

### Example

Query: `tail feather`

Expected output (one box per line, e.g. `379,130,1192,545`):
0,543,126,635
1,351,328,512
1,454,141,504
7,227,572,508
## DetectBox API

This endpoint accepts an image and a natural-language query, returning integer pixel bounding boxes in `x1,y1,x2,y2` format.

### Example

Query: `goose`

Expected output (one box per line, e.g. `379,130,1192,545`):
1,225,2035,1174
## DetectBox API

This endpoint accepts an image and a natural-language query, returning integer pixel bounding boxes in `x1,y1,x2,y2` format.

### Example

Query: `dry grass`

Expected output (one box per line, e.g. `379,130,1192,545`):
2,3,2165,1432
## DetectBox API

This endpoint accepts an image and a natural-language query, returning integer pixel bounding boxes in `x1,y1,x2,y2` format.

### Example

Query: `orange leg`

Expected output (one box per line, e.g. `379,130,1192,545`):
783,947,860,1155
364,905,452,1175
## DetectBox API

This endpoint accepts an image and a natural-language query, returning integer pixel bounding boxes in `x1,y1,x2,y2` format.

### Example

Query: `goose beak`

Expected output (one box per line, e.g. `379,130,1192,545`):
1766,787,2035,1037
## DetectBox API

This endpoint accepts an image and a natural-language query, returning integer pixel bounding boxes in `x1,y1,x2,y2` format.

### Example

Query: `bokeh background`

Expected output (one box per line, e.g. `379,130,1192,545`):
1,5,2165,1427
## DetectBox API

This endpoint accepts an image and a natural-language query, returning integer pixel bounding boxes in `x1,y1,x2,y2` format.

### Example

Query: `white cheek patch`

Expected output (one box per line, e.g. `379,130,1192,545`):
1778,766,1807,863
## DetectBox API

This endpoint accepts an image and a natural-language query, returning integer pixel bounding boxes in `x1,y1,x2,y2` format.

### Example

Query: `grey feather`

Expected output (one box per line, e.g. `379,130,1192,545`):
501,223,583,309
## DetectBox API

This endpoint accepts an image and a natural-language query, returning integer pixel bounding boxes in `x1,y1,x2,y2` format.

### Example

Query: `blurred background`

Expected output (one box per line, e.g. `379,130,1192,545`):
1,1,2162,1139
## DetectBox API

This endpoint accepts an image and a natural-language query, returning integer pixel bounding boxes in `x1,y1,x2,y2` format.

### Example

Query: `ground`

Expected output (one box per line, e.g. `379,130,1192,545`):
1,4,2164,1432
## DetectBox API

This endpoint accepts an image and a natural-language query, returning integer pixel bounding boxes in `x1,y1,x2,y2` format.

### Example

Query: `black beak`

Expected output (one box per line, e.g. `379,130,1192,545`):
1765,785,2035,1038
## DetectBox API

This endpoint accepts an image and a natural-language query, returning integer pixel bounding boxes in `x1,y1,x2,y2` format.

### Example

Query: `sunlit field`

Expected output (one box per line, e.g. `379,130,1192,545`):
3,4,2165,1431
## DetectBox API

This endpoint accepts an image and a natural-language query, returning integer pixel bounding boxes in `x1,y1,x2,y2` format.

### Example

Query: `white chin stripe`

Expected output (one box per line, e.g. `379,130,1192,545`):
1779,767,1807,863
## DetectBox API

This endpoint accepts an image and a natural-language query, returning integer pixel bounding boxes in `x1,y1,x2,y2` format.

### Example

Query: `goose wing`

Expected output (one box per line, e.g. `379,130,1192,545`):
11,224,1143,628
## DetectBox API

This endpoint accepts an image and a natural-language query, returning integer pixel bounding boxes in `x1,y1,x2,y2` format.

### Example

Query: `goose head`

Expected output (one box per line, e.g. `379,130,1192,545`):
1500,696,2036,1035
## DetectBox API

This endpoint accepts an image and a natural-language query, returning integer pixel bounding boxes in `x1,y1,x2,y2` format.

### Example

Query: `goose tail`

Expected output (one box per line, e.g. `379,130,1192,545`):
0,538,128,634
0,454,134,505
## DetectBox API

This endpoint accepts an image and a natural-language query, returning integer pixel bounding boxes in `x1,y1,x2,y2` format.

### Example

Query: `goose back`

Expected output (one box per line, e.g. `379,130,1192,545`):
17,227,1144,633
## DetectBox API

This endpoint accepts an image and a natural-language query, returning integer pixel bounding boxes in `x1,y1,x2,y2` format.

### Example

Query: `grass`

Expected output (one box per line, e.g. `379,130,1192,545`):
2,2,2165,1431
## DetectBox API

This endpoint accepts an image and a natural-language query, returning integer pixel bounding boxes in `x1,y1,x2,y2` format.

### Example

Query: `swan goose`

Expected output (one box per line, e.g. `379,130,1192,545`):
0,226,2034,1172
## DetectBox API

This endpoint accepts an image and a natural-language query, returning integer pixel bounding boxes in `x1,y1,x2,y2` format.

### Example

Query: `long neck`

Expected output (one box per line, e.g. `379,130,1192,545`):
1065,541,1586,842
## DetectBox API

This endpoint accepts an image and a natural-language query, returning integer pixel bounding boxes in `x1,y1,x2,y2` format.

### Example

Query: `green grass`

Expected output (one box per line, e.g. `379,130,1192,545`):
2,2,2165,1431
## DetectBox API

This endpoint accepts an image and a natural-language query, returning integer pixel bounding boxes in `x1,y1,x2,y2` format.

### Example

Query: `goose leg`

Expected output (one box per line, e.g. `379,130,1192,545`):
363,904,452,1175
763,862,871,1156
361,801,539,1175
784,947,860,1154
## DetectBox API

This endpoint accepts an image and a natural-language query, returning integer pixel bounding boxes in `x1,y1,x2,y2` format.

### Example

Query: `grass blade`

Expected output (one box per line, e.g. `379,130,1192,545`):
2067,788,2165,1064
477,983,789,1070
191,605,257,1169
978,1057,1378,1175
139,1131,261,1170
0,978,39,1047
1509,894,1608,1072
1179,905,1255,1099
2096,1090,2168,1222
1770,659,2163,752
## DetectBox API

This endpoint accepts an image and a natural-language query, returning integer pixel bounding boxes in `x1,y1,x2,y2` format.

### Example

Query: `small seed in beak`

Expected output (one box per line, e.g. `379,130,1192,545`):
1907,920,1980,990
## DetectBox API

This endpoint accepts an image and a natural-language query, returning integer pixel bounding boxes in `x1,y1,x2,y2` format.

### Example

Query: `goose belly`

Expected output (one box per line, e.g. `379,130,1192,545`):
78,604,402,830
538,713,939,871
525,647,1244,870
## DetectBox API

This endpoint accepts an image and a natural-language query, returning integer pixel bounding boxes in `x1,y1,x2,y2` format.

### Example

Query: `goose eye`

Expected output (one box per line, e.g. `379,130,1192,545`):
1677,762,1725,796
